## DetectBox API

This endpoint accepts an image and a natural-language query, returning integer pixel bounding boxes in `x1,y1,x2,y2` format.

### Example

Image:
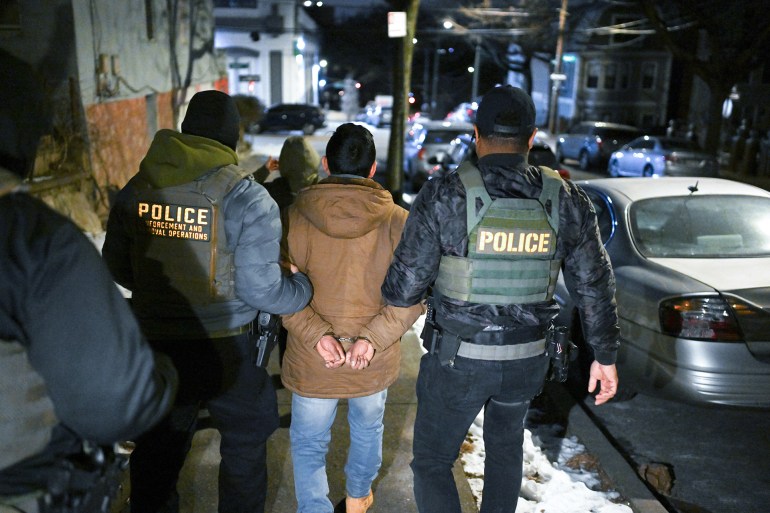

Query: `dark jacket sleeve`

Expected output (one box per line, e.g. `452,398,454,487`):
102,184,136,291
382,180,443,307
2,195,177,444
559,183,620,365
223,178,312,314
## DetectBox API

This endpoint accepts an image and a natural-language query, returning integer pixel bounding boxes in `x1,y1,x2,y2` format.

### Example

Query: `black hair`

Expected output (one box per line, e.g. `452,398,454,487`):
325,123,376,177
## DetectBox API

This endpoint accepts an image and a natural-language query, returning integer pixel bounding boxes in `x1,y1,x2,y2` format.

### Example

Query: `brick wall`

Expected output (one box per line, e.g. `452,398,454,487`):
86,91,175,193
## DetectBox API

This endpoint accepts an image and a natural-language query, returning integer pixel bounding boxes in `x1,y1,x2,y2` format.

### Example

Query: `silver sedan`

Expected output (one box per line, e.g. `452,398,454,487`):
555,177,770,408
608,135,719,177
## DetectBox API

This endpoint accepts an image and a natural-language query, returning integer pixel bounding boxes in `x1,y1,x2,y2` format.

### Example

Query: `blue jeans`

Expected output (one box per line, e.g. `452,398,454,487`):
411,352,549,513
290,390,387,513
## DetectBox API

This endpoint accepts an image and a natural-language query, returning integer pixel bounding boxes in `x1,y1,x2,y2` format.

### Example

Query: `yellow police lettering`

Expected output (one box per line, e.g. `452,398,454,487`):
538,233,550,253
476,229,552,255
137,201,211,242
478,230,494,251
493,231,506,252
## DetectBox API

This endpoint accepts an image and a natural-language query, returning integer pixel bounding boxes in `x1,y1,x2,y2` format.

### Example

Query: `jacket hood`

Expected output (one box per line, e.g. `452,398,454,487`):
137,129,238,188
292,176,393,239
279,136,320,193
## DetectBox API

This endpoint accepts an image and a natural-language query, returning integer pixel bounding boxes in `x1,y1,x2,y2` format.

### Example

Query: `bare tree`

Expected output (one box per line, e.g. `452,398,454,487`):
166,0,216,126
637,0,770,152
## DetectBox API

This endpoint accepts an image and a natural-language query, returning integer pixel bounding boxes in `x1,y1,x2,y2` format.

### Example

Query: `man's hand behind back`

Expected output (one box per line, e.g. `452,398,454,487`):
316,335,345,369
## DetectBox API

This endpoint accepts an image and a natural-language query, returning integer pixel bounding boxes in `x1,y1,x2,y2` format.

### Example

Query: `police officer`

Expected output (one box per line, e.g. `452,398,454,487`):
103,90,313,513
0,49,178,513
381,85,620,513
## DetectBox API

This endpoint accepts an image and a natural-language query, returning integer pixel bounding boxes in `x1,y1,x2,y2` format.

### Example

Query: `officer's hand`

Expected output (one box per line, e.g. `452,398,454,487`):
289,263,299,274
316,335,345,369
265,155,279,172
588,361,618,405
346,338,375,370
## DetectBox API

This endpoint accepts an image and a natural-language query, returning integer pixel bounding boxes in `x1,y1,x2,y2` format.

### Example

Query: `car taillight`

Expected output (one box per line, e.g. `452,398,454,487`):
664,154,678,164
659,295,743,341
417,148,426,161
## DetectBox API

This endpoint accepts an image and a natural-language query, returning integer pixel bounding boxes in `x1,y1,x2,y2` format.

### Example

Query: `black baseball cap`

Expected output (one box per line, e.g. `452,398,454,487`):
474,85,536,137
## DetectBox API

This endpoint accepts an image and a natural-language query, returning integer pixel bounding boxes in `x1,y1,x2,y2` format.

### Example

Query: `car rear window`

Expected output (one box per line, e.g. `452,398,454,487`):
659,139,701,152
630,195,770,258
596,128,640,140
424,129,471,144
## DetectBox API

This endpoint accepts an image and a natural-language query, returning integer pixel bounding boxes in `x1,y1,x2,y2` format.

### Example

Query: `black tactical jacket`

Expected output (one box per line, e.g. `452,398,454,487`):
381,152,620,364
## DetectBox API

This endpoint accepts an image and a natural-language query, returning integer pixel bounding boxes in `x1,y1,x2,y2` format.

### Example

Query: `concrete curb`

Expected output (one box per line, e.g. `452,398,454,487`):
544,383,669,513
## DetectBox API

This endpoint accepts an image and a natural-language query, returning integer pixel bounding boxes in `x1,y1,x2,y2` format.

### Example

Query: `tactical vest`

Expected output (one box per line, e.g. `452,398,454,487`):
434,162,563,305
0,171,58,473
129,164,253,337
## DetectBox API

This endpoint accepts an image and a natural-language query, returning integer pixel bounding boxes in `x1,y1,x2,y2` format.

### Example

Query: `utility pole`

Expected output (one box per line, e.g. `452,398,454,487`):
387,0,420,206
547,0,568,134
471,37,481,100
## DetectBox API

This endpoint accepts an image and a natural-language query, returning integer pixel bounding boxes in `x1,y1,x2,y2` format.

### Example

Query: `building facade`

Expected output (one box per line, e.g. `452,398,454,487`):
214,0,321,107
0,0,226,224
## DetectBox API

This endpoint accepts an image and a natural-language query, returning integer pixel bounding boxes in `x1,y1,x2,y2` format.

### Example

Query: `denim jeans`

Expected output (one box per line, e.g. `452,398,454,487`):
411,352,549,513
290,390,388,513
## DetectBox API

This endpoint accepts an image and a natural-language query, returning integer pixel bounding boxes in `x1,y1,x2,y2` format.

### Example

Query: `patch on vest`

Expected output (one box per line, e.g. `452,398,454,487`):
137,201,212,241
476,228,552,255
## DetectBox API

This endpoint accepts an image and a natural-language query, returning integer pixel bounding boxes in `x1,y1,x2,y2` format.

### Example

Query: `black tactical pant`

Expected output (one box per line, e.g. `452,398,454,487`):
129,332,279,513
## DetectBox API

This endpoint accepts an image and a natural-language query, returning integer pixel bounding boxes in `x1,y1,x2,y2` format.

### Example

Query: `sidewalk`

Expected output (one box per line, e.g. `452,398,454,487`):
175,327,478,513
172,326,668,513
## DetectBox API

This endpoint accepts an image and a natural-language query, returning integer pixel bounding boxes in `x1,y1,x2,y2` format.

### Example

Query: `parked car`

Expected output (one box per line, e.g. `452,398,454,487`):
608,135,719,178
555,121,642,171
554,177,770,408
250,103,326,135
445,101,477,124
404,120,474,190
367,105,392,128
435,135,571,181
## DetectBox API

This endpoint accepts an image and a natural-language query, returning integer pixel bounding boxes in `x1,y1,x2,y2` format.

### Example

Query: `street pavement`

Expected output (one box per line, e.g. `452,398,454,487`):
174,327,479,513
166,325,669,513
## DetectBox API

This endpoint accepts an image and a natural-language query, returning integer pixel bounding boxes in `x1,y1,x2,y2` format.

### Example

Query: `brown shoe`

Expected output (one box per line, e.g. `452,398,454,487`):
345,490,374,513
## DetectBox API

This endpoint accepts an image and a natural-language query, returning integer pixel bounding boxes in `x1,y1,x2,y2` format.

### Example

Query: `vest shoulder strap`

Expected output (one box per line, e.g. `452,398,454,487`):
457,162,492,236
538,166,563,235
197,164,254,203
457,162,564,236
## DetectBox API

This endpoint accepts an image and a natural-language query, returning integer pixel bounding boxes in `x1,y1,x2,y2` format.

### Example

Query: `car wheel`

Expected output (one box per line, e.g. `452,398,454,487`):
643,165,654,177
302,123,316,135
578,151,591,171
609,159,620,177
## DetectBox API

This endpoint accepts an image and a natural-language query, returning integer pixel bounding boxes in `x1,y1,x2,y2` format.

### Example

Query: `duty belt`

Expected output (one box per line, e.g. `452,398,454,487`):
456,338,546,360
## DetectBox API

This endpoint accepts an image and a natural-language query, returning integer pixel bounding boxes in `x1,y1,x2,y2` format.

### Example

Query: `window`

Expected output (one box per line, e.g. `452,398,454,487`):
631,196,770,258
145,0,154,40
213,0,257,7
619,63,630,89
0,0,21,31
586,62,600,89
604,63,617,90
586,191,614,244
642,62,657,90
